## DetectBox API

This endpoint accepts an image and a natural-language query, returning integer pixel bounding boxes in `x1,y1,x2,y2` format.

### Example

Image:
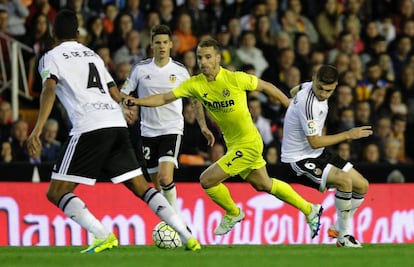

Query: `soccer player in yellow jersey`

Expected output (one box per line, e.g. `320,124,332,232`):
126,38,323,237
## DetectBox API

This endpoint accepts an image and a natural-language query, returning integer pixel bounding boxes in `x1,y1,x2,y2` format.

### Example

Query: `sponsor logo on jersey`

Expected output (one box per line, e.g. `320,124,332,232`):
203,99,235,109
169,74,177,83
307,120,317,135
84,102,119,112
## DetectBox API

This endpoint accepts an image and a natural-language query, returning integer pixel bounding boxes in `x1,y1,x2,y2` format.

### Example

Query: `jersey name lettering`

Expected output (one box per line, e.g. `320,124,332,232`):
62,50,95,59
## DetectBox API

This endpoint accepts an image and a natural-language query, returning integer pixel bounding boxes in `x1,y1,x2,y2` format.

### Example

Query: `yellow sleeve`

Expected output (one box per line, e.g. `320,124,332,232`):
172,79,194,99
236,71,258,92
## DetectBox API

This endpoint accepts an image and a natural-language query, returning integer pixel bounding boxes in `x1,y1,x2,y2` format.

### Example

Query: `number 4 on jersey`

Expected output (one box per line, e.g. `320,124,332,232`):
87,63,105,93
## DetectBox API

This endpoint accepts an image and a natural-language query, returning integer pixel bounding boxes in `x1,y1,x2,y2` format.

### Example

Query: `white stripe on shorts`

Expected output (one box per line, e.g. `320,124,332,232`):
59,134,80,175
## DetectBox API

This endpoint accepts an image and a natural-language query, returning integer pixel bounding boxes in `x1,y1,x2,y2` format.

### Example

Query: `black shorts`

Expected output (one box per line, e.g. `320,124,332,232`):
142,134,182,174
51,127,142,185
285,150,353,192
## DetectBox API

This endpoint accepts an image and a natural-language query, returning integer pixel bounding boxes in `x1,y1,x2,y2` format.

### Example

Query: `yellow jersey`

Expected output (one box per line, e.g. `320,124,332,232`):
173,67,261,148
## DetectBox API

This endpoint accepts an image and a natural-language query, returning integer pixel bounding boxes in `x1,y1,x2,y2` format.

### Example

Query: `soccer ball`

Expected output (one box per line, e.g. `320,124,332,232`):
152,221,182,249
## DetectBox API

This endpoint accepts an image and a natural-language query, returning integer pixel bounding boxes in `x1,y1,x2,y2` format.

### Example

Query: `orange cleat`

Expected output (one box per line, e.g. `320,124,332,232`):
328,225,339,238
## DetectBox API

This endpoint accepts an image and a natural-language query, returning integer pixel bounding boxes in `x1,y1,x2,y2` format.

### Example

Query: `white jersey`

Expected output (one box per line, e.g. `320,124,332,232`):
121,58,189,137
39,41,126,135
281,82,327,162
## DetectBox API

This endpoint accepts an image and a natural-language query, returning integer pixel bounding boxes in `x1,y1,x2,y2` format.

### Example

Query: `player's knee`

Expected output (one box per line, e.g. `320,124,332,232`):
335,173,353,191
158,174,173,186
250,181,268,192
199,176,209,189
199,174,214,189
356,176,369,193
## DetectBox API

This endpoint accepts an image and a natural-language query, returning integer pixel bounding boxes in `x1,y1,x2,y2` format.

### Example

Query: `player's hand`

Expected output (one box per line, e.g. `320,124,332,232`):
348,126,373,140
120,96,139,124
201,127,215,147
27,133,42,157
124,105,139,124
125,98,136,107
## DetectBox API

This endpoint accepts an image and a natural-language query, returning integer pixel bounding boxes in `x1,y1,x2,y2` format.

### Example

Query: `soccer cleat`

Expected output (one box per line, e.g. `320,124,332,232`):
336,235,362,248
214,209,246,235
328,225,339,238
185,237,201,251
306,204,323,239
80,233,119,253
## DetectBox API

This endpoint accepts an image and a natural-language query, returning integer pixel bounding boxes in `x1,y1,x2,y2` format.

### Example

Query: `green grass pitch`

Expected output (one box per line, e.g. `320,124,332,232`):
1,244,413,267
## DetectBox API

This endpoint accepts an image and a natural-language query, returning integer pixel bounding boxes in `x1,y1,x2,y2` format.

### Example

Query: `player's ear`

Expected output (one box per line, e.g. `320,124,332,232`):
216,52,221,61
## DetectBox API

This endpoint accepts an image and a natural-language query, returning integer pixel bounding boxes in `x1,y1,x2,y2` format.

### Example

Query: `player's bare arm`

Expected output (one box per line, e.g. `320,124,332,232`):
191,98,215,147
27,78,57,157
109,85,123,103
127,91,177,107
256,79,291,108
307,125,373,149
110,87,137,107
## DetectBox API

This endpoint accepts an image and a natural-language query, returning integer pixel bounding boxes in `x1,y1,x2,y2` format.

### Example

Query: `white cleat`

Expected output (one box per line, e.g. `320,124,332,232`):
336,235,362,248
214,208,245,235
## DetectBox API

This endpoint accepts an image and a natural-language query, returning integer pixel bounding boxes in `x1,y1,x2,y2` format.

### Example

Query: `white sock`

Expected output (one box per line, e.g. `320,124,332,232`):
143,188,191,243
350,192,365,217
58,193,109,239
334,193,366,230
334,190,352,238
162,182,178,211
162,182,187,224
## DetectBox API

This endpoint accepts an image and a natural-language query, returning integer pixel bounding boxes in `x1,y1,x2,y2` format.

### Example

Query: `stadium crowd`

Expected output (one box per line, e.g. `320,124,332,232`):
0,0,413,172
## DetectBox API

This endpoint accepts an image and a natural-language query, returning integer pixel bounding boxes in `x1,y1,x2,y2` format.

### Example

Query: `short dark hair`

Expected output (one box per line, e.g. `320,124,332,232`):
197,38,220,53
316,65,338,84
338,30,352,40
151,24,172,41
54,9,78,40
240,63,255,72
240,30,255,39
366,59,380,69
373,35,386,43
391,113,407,124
